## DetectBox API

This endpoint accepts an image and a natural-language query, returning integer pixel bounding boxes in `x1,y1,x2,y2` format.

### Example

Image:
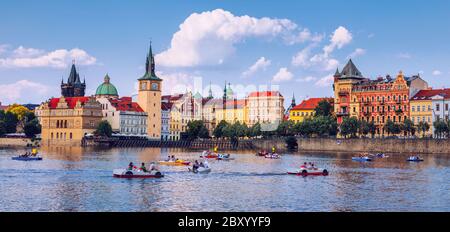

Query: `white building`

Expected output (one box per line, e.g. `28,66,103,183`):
246,91,285,127
96,97,148,136
161,102,171,141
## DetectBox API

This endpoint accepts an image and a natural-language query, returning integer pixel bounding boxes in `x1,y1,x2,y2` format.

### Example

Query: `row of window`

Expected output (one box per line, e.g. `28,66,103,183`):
291,111,314,117
357,94,408,103
51,132,73,140
358,105,407,113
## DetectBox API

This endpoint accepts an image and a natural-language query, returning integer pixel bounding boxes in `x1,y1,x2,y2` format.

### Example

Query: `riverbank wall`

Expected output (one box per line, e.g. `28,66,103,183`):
0,138,39,148
252,137,450,154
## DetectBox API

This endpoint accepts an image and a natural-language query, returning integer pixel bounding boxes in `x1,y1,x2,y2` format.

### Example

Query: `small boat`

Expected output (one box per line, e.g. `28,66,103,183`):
216,154,234,161
256,151,269,156
370,153,389,158
188,166,211,173
113,169,164,178
352,156,372,162
287,167,329,176
265,153,281,159
158,160,191,166
407,156,424,162
12,156,43,161
200,150,218,159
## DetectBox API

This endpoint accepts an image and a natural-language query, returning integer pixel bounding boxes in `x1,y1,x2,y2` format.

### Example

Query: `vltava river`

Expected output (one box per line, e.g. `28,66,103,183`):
0,147,448,211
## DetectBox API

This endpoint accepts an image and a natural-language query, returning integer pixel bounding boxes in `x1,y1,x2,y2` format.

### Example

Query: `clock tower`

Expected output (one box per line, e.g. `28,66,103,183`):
138,42,162,140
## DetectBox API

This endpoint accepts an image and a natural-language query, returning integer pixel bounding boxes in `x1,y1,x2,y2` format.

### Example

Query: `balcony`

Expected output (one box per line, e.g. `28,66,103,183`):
338,90,349,96
336,111,349,116
395,109,403,115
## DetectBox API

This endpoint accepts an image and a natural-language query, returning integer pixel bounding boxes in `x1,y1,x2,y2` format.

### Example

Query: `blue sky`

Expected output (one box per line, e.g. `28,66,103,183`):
1,0,449,108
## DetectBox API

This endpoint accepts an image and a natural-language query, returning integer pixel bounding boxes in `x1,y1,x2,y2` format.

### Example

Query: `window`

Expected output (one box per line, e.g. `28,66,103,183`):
436,104,440,111
412,106,415,112
446,104,449,111
417,106,420,112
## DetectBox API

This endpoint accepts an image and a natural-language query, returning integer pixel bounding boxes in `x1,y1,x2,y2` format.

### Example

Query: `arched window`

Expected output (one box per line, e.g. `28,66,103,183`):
56,120,59,128
70,133,73,140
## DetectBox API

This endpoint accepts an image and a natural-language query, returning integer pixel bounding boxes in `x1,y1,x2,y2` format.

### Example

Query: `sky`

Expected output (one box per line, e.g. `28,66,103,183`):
1,0,450,108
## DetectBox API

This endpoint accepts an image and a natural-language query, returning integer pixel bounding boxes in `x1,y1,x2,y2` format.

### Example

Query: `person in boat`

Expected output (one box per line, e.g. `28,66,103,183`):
272,146,276,154
311,163,316,170
140,162,148,172
300,162,307,169
203,160,209,168
128,162,134,170
165,156,171,161
193,160,200,171
170,155,176,161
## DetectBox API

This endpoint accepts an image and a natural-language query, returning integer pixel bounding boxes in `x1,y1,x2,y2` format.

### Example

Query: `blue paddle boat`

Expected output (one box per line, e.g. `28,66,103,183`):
12,156,43,161
407,156,424,162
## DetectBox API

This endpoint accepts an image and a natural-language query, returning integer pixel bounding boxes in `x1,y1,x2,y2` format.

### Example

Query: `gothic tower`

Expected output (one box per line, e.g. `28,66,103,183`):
137,42,162,140
61,63,86,97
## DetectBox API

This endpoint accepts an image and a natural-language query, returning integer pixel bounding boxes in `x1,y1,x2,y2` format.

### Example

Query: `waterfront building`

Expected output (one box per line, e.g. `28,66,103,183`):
410,89,439,137
202,98,223,135
333,59,428,135
161,102,171,140
246,91,284,126
137,43,163,140
95,74,147,136
289,98,333,123
36,96,103,146
61,63,86,97
96,97,147,136
215,99,247,124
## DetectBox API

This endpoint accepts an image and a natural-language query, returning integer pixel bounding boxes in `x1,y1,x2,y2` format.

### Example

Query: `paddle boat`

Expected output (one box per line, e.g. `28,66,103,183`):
265,153,281,159
113,168,164,178
200,150,218,159
188,166,211,173
351,156,372,162
12,156,43,161
216,154,235,161
158,159,191,166
287,167,329,176
256,150,269,156
407,156,424,162
374,153,389,158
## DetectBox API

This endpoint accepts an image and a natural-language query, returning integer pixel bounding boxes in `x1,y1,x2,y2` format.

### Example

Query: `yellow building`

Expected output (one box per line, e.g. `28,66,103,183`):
410,89,438,137
289,98,333,123
36,96,103,146
137,43,162,140
215,99,247,124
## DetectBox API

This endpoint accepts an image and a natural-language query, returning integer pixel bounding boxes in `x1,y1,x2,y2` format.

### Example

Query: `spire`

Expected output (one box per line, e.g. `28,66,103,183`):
291,93,296,107
138,41,161,81
67,63,78,83
334,68,341,77
61,76,64,84
341,59,362,78
208,81,213,99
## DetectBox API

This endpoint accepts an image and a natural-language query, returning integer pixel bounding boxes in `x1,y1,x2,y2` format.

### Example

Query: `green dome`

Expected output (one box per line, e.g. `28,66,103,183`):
96,74,118,97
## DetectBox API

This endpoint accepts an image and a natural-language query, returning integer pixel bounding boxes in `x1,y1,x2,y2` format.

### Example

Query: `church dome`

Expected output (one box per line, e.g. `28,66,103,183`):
96,74,118,97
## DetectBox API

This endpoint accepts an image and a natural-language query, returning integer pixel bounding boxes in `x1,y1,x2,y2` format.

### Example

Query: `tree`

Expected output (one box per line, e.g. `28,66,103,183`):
0,111,18,133
23,118,41,138
358,119,370,137
248,122,262,138
186,120,209,140
401,118,416,137
433,120,448,139
312,115,337,137
417,121,430,138
295,119,313,137
213,120,228,138
0,121,6,137
314,99,333,117
285,136,298,150
276,120,295,136
95,120,113,137
368,121,377,138
385,119,401,136
6,104,30,121
340,117,359,138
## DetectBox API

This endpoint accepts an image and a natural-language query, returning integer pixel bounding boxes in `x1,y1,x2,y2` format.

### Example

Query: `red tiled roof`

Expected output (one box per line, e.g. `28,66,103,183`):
109,97,144,112
248,91,282,98
412,89,450,100
48,97,91,109
291,98,333,110
161,102,173,110
162,94,183,102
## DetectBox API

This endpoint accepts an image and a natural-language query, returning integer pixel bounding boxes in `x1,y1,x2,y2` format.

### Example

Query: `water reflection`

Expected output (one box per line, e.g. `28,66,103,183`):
0,147,448,212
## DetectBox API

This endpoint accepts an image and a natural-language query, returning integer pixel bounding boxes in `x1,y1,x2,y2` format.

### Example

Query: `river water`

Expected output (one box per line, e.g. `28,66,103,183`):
0,147,448,212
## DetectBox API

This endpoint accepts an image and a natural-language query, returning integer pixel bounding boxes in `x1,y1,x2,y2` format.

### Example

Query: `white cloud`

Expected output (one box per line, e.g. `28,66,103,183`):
315,74,334,87
397,53,412,59
155,9,297,67
0,47,97,68
432,70,442,76
291,26,352,72
242,57,271,77
347,48,366,59
0,44,9,55
0,80,55,104
323,26,352,56
296,76,317,82
272,67,293,82
285,28,324,45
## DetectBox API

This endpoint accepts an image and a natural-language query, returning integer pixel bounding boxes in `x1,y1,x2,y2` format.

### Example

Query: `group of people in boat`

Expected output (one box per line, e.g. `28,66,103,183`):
300,162,317,170
19,150,39,158
127,162,159,172
192,160,209,171
164,155,180,162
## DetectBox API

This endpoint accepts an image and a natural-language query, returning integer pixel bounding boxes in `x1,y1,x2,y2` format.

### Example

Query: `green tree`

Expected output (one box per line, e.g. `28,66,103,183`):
401,118,416,136
295,119,314,137
385,119,401,136
313,115,337,137
285,136,298,150
95,120,113,137
433,119,448,139
186,120,209,140
0,121,6,137
314,99,333,117
417,121,430,138
213,120,228,138
248,122,262,138
0,111,19,133
368,121,377,138
276,120,295,136
358,119,370,137
23,118,41,138
340,117,359,138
